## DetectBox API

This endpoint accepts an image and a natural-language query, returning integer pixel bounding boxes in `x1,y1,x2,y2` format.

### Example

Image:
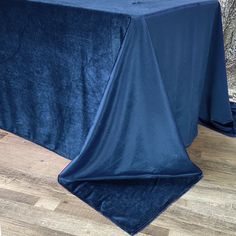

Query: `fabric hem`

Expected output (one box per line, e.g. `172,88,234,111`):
58,173,203,235
0,126,73,160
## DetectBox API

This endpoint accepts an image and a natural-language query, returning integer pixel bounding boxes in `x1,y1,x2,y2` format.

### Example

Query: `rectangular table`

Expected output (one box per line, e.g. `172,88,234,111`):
0,0,235,235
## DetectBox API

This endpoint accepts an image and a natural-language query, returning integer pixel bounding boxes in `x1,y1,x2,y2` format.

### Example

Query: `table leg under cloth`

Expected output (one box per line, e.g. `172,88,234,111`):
0,1,235,235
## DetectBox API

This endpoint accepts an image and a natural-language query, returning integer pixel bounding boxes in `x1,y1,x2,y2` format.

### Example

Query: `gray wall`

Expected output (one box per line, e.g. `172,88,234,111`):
220,0,236,101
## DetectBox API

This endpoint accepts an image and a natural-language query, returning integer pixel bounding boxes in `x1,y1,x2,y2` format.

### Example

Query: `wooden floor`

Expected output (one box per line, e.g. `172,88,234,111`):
0,126,236,236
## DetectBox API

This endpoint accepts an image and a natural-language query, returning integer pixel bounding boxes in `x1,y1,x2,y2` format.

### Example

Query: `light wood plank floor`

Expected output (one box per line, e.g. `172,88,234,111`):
0,126,236,236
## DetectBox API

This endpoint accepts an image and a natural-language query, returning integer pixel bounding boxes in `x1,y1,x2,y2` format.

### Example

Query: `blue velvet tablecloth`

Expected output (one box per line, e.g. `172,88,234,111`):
0,0,235,235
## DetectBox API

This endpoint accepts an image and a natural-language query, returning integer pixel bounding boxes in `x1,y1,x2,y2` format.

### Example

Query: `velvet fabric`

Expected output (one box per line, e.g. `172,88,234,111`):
0,0,235,235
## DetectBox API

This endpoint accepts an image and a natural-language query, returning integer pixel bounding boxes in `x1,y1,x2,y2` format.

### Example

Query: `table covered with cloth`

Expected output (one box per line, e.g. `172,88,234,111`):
0,0,236,235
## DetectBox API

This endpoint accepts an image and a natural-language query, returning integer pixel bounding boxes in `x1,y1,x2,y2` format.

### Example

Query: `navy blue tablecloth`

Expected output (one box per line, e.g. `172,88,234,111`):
0,0,235,235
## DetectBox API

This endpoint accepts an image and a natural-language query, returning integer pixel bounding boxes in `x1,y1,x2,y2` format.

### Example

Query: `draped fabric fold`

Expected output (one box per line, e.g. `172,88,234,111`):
0,0,235,235
199,4,236,136
58,17,203,234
